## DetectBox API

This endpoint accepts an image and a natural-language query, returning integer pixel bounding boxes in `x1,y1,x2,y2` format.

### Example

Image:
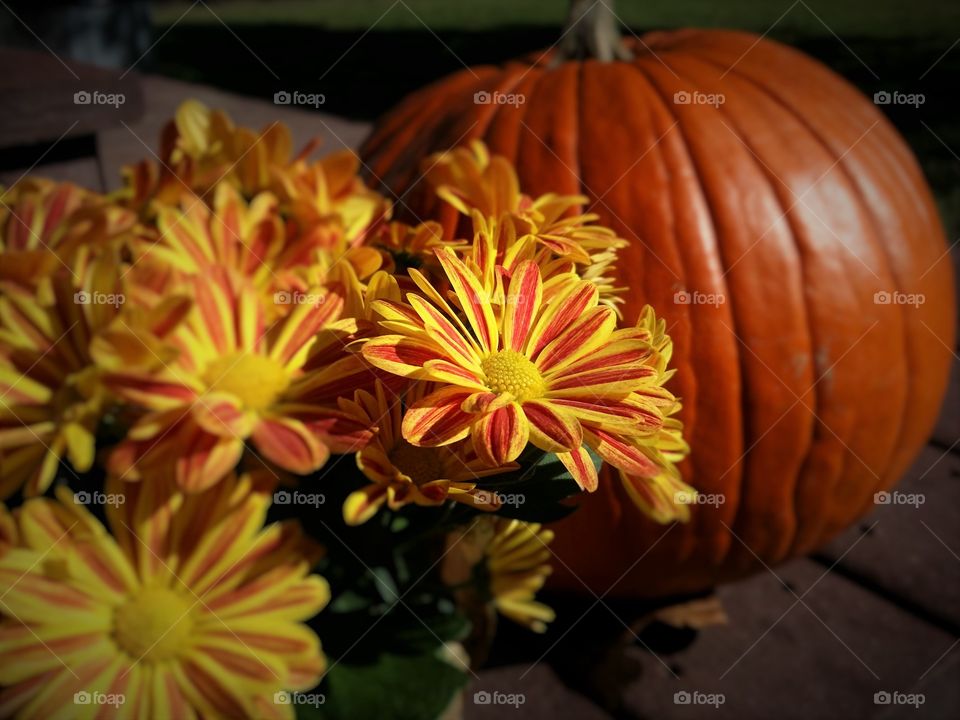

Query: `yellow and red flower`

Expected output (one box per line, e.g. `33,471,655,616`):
339,382,515,525
98,269,372,491
0,474,328,719
362,247,670,491
0,266,127,498
442,517,555,633
425,141,626,267
0,179,136,295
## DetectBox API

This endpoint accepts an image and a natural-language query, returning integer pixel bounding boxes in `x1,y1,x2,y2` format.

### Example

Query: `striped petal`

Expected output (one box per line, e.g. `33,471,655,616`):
557,447,598,492
560,339,652,375
547,365,655,398
193,393,255,438
361,335,446,378
526,280,598,358
343,485,389,526
502,260,542,352
535,306,616,375
522,400,581,454
472,402,528,466
583,426,660,478
251,416,328,475
435,247,498,353
421,359,486,390
549,396,662,432
175,431,244,493
408,295,482,370
402,386,475,447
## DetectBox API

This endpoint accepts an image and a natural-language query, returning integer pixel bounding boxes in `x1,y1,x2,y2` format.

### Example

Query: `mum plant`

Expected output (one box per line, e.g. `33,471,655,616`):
0,101,688,719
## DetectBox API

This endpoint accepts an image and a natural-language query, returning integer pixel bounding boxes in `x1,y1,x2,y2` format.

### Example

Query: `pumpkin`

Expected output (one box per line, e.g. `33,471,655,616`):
358,4,956,598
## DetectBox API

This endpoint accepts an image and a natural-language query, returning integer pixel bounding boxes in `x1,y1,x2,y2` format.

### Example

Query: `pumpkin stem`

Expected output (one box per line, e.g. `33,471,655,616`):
552,0,633,65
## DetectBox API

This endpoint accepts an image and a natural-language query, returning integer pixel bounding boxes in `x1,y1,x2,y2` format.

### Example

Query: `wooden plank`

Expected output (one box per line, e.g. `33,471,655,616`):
876,645,960,720
616,560,955,719
465,665,611,720
0,157,103,193
0,48,143,151
816,445,960,631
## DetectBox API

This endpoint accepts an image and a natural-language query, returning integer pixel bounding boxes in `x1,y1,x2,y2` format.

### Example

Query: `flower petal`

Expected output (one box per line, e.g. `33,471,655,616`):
557,447,598,492
435,247,498,353
522,400,582,453
251,416,328,475
402,387,475,447
472,402,528,465
526,280,598,358
502,260,542,352
535,306,616,375
343,485,388,526
583,426,660,478
361,335,445,378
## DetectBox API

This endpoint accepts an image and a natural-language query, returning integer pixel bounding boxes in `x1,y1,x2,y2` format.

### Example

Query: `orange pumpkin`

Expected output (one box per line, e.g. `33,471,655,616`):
359,19,956,597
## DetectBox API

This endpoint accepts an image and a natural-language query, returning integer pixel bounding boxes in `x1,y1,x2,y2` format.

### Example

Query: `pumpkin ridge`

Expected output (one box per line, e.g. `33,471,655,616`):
684,51,916,556
688,42,924,549
656,51,852,567
625,55,743,571
578,58,700,556
673,57,822,565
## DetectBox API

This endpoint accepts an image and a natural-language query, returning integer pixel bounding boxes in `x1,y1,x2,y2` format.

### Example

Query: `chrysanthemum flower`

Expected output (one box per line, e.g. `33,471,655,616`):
0,179,136,295
98,269,372,491
119,99,305,210
442,517,555,633
135,183,286,286
608,307,692,520
425,141,626,266
362,248,669,491
0,269,127,498
277,149,388,249
0,474,328,719
339,382,515,525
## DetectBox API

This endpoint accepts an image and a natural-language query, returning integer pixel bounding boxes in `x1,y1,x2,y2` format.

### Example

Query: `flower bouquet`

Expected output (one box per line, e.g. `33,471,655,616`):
0,101,688,719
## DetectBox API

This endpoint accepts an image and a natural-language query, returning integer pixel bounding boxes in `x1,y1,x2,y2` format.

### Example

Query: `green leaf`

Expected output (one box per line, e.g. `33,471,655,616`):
318,649,469,720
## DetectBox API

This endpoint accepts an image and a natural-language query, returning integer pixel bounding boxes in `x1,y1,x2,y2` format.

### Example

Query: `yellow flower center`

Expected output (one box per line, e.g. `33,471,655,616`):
113,587,193,662
389,441,443,485
203,352,289,410
481,350,544,401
